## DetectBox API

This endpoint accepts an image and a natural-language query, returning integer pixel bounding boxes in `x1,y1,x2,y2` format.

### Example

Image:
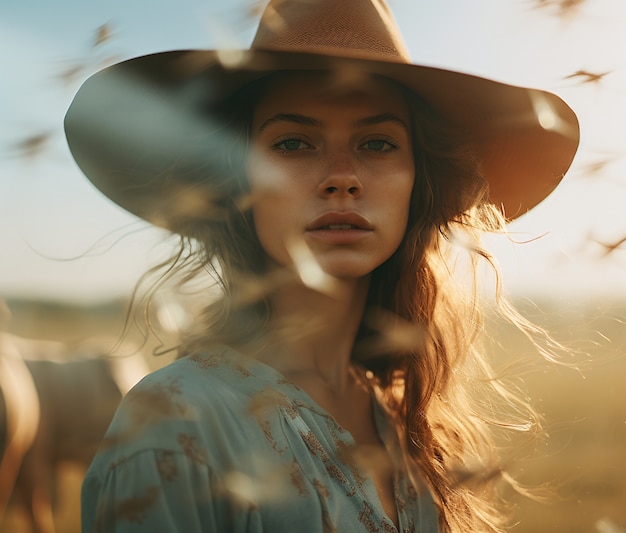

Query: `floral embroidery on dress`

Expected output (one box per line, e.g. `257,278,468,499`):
106,455,128,471
234,363,253,377
395,487,406,514
280,402,300,419
177,433,208,466
332,431,367,489
128,377,183,422
325,465,355,496
247,390,291,454
300,430,331,462
276,377,295,386
293,398,331,418
358,500,379,532
403,516,416,533
357,500,397,533
288,460,310,497
189,352,222,369
394,471,407,513
310,477,337,533
406,479,418,502
381,519,397,532
312,478,329,499
115,485,160,524
156,450,178,482
320,501,338,533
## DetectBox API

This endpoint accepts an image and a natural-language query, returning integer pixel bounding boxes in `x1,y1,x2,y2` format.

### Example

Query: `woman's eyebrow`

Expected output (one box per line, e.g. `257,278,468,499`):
354,112,408,130
256,111,408,133
257,113,320,132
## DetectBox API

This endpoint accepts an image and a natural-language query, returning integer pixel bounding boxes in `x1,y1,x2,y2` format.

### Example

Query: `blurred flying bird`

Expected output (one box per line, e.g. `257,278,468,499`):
53,25,116,87
598,237,626,256
577,155,617,178
576,151,624,184
530,0,588,17
564,69,612,85
8,131,53,160
582,159,610,176
57,63,85,85
94,23,113,47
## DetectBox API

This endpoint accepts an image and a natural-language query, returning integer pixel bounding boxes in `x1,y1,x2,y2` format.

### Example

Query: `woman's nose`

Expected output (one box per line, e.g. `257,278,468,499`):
318,154,363,198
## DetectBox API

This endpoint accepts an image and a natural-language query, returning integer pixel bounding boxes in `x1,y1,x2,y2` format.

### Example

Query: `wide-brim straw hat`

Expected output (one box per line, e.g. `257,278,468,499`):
65,0,579,231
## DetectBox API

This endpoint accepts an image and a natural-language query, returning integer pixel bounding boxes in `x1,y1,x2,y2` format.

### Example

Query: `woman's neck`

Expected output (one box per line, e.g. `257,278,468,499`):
259,275,370,393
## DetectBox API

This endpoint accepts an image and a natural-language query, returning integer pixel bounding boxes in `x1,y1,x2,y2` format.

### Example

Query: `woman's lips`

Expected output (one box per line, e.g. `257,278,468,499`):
306,212,373,231
305,212,373,244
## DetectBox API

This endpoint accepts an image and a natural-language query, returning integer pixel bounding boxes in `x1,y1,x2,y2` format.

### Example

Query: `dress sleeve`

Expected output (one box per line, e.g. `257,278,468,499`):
81,448,227,533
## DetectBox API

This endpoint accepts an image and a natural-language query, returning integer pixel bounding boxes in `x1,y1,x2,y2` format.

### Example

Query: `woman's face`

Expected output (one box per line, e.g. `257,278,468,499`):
246,72,415,281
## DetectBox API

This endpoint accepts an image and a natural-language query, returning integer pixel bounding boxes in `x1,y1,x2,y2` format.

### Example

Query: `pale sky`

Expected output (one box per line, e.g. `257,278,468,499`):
1,0,625,304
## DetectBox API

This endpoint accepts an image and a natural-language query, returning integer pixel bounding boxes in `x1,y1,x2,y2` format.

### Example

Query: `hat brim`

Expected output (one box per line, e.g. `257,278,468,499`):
65,48,579,229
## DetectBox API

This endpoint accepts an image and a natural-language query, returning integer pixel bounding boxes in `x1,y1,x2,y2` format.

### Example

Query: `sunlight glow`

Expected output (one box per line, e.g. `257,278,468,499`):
286,238,338,295
216,49,251,69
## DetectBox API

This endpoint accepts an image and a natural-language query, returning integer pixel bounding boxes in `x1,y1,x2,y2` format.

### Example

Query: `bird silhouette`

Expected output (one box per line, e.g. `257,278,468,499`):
564,69,612,85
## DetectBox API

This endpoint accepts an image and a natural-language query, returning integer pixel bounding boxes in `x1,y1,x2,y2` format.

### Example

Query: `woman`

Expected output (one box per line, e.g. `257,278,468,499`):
65,1,579,531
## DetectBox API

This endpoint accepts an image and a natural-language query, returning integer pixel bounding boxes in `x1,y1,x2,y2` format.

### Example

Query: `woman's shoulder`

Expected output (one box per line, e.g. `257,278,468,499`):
112,347,263,428
85,346,302,489
128,346,265,404
92,347,285,464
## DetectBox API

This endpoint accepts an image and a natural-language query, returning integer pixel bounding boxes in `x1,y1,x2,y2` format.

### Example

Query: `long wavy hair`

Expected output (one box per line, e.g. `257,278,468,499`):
134,72,549,532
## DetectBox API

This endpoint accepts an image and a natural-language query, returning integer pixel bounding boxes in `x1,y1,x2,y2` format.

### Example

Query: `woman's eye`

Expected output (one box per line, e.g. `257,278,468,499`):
273,139,311,152
360,139,398,152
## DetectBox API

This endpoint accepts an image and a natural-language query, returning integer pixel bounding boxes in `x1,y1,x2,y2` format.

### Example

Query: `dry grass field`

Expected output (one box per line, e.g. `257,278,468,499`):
1,297,624,533
487,300,626,533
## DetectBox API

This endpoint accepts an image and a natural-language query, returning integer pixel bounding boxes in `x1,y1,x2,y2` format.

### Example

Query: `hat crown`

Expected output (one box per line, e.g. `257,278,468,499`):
251,0,411,62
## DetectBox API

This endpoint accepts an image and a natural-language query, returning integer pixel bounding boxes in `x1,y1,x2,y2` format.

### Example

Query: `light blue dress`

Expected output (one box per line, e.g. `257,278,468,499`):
81,346,440,532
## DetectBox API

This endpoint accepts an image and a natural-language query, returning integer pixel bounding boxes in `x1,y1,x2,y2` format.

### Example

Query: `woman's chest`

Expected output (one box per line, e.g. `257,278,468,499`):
210,396,418,532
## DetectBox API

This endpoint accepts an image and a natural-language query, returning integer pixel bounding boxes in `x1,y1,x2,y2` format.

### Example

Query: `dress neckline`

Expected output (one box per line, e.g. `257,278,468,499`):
199,345,419,532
